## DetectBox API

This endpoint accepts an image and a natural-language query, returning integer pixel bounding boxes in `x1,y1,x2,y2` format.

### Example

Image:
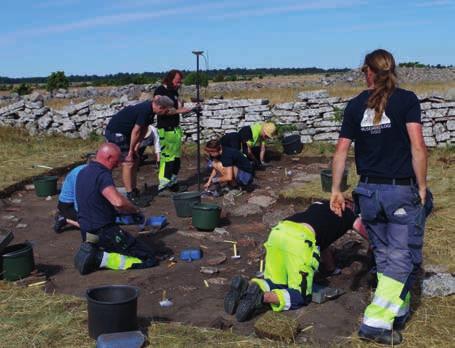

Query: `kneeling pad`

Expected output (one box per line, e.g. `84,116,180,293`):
180,248,202,261
142,215,167,229
115,213,145,225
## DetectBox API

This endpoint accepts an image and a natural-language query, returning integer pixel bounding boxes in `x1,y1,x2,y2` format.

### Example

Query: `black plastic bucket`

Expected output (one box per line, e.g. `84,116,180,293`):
86,285,139,340
282,135,303,155
172,191,201,217
1,242,35,281
320,169,348,192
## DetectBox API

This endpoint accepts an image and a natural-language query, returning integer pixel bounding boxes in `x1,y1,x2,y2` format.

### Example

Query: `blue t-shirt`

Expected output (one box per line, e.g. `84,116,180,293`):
221,146,253,173
76,161,117,233
106,101,154,141
339,88,421,178
58,164,87,210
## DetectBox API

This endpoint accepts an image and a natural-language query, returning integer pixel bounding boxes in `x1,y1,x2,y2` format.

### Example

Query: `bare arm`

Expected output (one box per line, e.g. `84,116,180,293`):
260,141,266,162
330,137,351,216
407,122,428,203
204,168,218,189
213,166,234,183
128,125,145,160
102,186,139,214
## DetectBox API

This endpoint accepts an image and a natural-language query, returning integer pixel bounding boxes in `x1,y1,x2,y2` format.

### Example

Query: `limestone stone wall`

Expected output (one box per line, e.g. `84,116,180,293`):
0,90,454,147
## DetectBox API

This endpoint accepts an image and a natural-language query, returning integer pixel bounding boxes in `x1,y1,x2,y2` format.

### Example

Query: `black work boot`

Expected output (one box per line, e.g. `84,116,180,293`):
53,214,67,233
224,276,249,315
235,283,264,322
358,328,403,345
74,242,103,275
127,190,151,208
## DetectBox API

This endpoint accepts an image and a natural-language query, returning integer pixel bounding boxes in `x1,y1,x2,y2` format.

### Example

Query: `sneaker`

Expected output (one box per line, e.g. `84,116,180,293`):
393,312,410,331
53,214,67,233
358,327,403,345
224,276,249,315
74,242,103,275
235,283,264,322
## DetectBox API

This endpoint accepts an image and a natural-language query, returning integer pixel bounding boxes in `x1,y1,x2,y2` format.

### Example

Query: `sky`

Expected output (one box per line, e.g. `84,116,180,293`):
0,0,454,77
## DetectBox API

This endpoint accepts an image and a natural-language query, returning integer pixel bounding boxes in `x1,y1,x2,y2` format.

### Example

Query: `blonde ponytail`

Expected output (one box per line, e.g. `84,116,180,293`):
364,49,398,124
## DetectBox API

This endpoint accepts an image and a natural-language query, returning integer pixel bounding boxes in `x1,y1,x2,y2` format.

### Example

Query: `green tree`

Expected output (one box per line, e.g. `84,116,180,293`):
13,83,33,95
46,71,69,92
183,72,209,87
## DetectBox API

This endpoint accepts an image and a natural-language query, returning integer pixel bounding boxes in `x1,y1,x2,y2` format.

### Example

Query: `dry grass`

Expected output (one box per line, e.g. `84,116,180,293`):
188,80,455,104
0,127,101,190
0,282,91,348
148,322,288,347
45,96,114,110
343,296,455,348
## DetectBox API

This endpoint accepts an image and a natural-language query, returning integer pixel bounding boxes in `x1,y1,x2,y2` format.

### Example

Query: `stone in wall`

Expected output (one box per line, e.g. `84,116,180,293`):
297,90,329,100
447,120,455,131
201,118,222,128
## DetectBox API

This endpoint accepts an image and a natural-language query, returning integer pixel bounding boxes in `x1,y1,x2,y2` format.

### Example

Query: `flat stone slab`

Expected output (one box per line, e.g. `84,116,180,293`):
230,203,263,217
247,195,276,208
422,273,455,297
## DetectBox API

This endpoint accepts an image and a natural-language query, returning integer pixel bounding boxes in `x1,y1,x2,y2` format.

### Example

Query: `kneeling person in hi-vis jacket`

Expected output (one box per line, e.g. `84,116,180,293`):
224,200,367,322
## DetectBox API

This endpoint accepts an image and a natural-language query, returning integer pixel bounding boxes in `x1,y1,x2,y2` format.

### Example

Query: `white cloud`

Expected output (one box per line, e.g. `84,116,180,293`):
209,0,366,20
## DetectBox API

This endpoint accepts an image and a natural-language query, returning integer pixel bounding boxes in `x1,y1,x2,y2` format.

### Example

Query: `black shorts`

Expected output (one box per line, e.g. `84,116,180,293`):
58,201,78,221
104,130,129,153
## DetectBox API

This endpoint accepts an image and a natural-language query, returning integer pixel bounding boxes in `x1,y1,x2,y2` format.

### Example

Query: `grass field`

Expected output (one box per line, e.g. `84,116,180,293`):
0,130,453,347
0,127,101,191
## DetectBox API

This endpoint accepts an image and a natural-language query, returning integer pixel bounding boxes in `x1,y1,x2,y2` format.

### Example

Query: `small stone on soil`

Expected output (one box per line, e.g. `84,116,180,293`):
200,266,219,275
206,277,227,285
25,184,35,191
16,223,28,228
45,196,52,201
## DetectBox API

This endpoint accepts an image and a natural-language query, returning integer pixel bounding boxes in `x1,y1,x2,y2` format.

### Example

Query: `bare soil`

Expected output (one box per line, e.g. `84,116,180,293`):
0,154,372,346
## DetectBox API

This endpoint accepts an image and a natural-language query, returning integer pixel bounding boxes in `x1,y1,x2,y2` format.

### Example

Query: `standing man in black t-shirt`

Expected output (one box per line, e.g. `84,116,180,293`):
74,143,158,274
330,49,433,345
154,70,192,192
223,200,367,322
203,139,254,191
105,96,174,205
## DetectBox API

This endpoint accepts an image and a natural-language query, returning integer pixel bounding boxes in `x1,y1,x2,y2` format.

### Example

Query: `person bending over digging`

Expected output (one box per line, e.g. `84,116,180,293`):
224,199,367,322
204,139,255,193
238,122,276,168
104,95,175,206
73,142,158,275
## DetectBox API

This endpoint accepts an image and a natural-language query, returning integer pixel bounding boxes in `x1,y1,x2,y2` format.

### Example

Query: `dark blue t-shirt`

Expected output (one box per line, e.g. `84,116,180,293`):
221,146,253,173
106,101,154,141
76,161,117,232
339,88,421,178
154,85,180,129
220,132,242,150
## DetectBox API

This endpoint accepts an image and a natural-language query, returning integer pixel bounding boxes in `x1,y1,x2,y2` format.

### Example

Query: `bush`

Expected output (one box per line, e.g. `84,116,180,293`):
213,73,225,82
225,75,237,82
13,83,33,96
183,72,209,87
46,71,70,92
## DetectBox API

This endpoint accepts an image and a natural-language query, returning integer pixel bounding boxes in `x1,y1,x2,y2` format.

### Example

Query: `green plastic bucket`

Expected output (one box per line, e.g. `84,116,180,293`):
1,242,35,281
191,203,221,231
33,176,58,197
172,191,201,217
320,169,348,192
